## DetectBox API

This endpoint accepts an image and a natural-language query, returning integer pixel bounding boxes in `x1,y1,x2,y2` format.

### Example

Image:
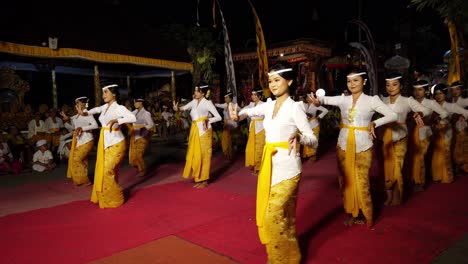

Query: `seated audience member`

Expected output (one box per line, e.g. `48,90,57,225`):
32,139,56,172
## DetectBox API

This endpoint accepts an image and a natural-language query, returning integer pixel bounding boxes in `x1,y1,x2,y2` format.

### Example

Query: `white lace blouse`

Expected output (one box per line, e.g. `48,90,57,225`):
180,98,222,136
380,95,431,142
239,97,317,186
319,94,397,153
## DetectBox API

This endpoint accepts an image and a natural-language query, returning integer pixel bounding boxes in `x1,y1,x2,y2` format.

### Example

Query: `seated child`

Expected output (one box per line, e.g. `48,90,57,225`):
32,139,56,172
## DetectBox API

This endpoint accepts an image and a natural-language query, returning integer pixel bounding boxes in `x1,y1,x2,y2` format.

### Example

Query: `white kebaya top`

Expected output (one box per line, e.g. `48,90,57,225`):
180,98,222,136
239,97,317,186
319,94,397,152
88,102,136,149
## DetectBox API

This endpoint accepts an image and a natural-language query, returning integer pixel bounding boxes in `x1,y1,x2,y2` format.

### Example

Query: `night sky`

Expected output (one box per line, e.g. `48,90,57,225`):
1,0,451,107
2,0,449,60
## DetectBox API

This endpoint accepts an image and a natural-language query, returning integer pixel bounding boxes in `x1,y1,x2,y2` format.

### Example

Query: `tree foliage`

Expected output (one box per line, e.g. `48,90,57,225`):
411,0,468,33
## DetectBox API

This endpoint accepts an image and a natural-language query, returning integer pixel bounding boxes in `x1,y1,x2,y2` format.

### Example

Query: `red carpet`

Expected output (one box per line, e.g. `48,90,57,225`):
89,235,238,264
1,146,468,263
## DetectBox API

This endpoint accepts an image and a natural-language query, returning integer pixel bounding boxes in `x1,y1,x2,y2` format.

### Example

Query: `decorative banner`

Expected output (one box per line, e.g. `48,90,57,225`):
217,0,238,103
94,65,101,106
447,20,461,85
247,0,270,97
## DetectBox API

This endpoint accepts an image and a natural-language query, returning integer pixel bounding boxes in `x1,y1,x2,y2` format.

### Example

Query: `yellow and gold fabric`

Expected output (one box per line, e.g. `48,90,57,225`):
221,122,232,160
256,142,289,244
245,118,265,172
337,147,373,223
67,132,93,186
432,130,454,183
128,124,150,174
453,129,468,172
338,123,373,224
91,128,126,208
264,176,301,264
382,125,407,201
409,126,430,186
302,122,320,160
183,117,212,182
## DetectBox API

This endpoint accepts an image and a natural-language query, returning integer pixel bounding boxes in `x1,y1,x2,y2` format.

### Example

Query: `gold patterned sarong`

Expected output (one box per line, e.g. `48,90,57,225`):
264,176,301,264
128,125,150,173
256,142,289,244
245,119,265,172
302,123,320,160
382,126,407,201
221,125,232,160
91,128,126,208
432,130,454,183
183,117,212,182
337,145,373,224
339,124,372,220
453,130,468,172
68,136,93,186
409,126,430,186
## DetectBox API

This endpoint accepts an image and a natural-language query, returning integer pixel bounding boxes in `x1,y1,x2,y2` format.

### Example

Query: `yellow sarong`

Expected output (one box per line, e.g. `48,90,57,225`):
257,141,289,244
432,130,454,183
382,124,407,201
183,117,211,182
409,126,429,186
68,136,93,186
302,118,320,159
67,131,78,179
221,124,232,160
128,125,149,173
91,127,126,208
264,176,301,264
340,124,371,219
245,118,264,171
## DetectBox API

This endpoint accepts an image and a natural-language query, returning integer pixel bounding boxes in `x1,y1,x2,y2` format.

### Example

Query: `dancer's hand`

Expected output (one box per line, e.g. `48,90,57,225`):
75,127,83,136
368,122,376,139
203,119,208,131
308,93,320,107
172,101,179,112
107,119,118,132
413,112,425,127
60,111,69,121
288,133,298,156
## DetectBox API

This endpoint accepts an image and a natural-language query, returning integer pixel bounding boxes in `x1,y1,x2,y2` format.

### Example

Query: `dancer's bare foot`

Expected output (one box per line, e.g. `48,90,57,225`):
137,171,146,177
193,183,201,188
197,181,208,188
366,219,374,228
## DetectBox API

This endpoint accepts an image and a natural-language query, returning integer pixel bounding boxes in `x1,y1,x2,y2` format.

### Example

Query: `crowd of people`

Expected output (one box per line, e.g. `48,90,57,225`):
1,62,467,263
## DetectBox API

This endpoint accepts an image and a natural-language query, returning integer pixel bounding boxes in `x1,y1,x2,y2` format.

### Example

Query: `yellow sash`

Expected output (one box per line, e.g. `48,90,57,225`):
382,122,406,187
93,127,120,195
129,124,145,165
182,117,208,178
66,131,78,178
257,141,289,244
245,119,263,167
340,124,368,216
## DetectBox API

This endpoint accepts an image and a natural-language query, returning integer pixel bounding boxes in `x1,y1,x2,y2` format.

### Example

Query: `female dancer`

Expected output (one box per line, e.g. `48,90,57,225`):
432,83,468,183
310,70,397,227
449,81,468,173
380,73,430,205
129,97,154,177
236,63,317,263
215,93,241,160
239,90,265,174
61,97,98,186
78,84,136,208
301,92,329,161
173,84,222,188
409,80,448,191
